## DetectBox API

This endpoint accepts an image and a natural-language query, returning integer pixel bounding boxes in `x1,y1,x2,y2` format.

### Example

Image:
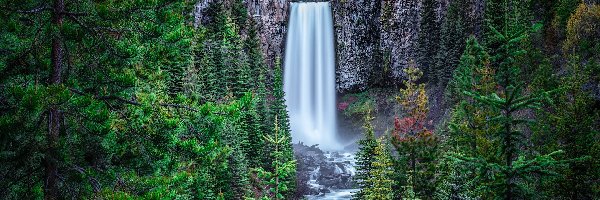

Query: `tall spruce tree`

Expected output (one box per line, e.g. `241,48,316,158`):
354,104,379,199
452,29,567,199
266,59,296,198
255,116,296,200
446,37,499,156
438,37,499,199
363,136,395,200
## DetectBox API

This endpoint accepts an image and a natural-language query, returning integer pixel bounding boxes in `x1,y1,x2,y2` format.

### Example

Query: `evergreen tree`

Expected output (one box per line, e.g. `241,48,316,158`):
231,0,248,32
244,18,272,169
221,20,251,98
255,116,296,200
452,30,567,199
265,59,296,198
0,0,198,198
245,18,265,90
438,37,499,199
391,62,439,198
240,94,266,169
363,136,395,200
221,95,255,199
532,4,600,197
446,37,499,158
354,104,378,199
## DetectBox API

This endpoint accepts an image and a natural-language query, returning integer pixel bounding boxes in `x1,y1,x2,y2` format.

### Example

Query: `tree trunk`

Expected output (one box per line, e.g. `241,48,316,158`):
504,100,515,200
45,0,64,199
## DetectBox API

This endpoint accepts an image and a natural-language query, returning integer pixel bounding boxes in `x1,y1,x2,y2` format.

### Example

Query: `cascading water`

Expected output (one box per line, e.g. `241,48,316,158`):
285,3,359,198
284,2,340,150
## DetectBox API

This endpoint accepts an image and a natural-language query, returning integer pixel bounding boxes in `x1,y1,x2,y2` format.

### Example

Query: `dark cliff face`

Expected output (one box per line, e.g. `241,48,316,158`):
194,0,480,93
246,0,289,68
331,0,381,92
194,0,289,69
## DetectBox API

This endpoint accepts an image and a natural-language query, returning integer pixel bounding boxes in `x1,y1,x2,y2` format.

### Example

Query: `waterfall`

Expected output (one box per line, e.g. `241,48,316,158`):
284,2,340,150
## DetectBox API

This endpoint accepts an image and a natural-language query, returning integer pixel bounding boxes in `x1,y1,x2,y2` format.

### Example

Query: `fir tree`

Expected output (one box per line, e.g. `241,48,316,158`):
236,94,265,170
266,58,296,198
446,37,499,161
231,0,248,32
452,29,567,199
354,104,379,199
363,136,395,200
255,116,296,200
391,61,439,198
245,18,266,90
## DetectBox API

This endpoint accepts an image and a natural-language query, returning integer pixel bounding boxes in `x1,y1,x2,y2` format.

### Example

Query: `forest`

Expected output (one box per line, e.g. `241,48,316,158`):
0,0,598,200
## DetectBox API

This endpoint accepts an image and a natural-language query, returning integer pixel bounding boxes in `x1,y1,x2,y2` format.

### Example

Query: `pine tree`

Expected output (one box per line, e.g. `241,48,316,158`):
363,136,395,200
0,0,207,198
224,118,251,200
391,61,439,198
221,21,251,98
354,104,379,199
446,37,499,160
255,116,296,200
452,29,567,199
438,38,499,199
239,94,266,169
231,0,248,32
244,18,265,90
265,58,296,198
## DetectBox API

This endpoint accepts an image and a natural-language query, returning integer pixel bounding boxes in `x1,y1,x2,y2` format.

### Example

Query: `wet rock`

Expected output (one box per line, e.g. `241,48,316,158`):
294,142,358,197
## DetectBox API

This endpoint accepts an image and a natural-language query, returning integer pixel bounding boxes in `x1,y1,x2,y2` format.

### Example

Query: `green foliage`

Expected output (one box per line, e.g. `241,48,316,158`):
0,1,294,199
531,57,600,199
254,116,297,200
354,107,379,199
450,30,568,199
363,136,395,200
434,155,479,200
391,64,439,198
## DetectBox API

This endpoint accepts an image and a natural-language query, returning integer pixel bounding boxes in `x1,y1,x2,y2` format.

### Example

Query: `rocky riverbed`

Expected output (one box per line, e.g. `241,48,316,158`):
294,143,358,199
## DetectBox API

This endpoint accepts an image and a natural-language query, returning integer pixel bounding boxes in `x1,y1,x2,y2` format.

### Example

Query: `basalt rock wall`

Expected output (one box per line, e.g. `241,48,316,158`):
194,0,465,93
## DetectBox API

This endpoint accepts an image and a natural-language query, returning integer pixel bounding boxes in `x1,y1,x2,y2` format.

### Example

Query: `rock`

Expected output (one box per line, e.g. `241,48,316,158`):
192,0,486,93
293,142,358,196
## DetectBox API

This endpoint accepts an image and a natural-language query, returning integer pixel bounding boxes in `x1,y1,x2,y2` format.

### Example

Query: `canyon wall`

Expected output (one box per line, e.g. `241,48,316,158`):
194,0,289,69
194,0,469,93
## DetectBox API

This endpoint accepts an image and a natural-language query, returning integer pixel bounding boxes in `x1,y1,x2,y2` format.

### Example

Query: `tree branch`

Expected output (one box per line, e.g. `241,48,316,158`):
69,88,197,111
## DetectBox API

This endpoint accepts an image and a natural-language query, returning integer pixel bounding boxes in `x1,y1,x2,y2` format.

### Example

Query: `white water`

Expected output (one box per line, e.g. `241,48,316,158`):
305,152,358,199
284,2,340,150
